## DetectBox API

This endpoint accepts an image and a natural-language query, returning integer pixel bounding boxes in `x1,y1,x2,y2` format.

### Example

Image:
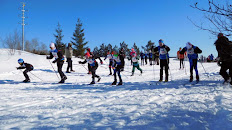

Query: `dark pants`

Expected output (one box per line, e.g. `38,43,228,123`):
132,63,142,73
109,60,113,74
57,61,66,79
189,59,198,76
66,58,73,72
114,66,122,83
141,58,144,66
149,58,152,65
145,57,147,64
180,59,184,68
90,64,100,82
160,59,169,80
220,61,232,81
88,63,91,73
23,68,33,80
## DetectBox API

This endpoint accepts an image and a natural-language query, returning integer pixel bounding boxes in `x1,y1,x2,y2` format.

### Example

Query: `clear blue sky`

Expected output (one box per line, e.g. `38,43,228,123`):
0,0,223,57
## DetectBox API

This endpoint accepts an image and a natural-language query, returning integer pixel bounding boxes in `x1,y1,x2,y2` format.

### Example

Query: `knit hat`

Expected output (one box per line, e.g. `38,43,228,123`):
50,43,56,49
186,42,192,50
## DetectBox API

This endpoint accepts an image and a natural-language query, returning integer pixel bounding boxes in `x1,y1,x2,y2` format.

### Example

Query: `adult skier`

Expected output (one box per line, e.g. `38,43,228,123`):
130,48,143,76
214,33,232,85
65,43,75,73
111,49,125,85
16,58,34,83
47,43,67,83
180,42,202,82
140,51,145,66
144,51,148,65
104,50,114,75
177,47,186,69
79,52,102,84
153,39,170,82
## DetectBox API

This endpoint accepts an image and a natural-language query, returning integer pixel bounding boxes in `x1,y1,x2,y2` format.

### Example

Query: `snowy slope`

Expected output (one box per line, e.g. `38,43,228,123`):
0,49,232,129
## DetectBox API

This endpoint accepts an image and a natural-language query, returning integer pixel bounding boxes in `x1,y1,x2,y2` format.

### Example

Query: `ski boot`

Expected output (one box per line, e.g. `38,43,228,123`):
118,82,123,85
97,77,101,82
90,81,95,84
111,81,117,85
131,73,134,76
66,71,71,73
23,79,30,83
109,73,112,75
190,75,193,82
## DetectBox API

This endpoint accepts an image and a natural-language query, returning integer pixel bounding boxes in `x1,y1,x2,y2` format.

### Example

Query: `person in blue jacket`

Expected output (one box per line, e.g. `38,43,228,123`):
153,39,170,82
180,42,202,82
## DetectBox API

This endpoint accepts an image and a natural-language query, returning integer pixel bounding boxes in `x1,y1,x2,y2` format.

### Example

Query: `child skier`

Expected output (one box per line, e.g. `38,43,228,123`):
177,47,186,69
17,58,34,83
180,42,202,82
79,52,102,84
104,50,114,75
111,49,125,85
153,39,170,82
47,42,67,83
130,48,143,76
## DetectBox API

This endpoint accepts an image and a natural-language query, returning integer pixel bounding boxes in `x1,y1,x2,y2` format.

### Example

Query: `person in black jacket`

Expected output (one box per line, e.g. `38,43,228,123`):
111,49,125,85
47,43,67,83
214,33,232,84
17,58,34,83
79,52,103,84
152,39,170,82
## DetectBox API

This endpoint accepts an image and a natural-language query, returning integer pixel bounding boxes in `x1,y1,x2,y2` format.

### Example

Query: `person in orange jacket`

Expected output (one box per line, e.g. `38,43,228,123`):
177,47,186,69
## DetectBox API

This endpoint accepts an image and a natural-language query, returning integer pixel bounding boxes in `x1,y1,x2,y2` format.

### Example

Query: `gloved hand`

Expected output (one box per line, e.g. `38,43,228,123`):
16,67,19,70
217,60,222,66
120,67,124,72
100,61,103,64
46,56,49,59
52,60,56,63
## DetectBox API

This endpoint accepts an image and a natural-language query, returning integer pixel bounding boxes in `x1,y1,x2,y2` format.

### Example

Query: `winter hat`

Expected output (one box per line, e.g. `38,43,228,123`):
50,43,56,49
159,39,164,43
186,42,192,50
18,58,24,64
87,48,91,52
218,33,223,38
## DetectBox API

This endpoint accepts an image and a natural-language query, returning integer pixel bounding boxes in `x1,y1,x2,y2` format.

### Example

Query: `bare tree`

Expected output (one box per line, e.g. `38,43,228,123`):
3,30,22,55
190,0,232,36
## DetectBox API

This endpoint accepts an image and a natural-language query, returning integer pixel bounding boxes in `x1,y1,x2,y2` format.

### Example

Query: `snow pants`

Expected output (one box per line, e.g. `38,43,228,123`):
23,67,33,80
220,61,232,81
66,58,73,72
160,59,169,81
189,59,198,76
180,59,184,68
90,64,100,82
114,65,123,83
57,61,66,79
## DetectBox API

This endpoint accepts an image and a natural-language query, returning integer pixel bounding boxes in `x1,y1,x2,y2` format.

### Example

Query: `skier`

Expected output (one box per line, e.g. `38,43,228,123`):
16,58,34,83
180,42,202,82
104,50,114,75
148,50,153,65
214,33,232,85
153,39,170,82
140,51,145,66
144,51,148,65
130,48,142,76
47,42,67,83
79,52,102,84
177,47,186,69
65,43,75,73
111,49,125,85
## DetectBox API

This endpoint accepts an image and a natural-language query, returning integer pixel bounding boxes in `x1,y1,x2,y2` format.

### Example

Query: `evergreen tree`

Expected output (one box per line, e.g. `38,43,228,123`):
99,43,107,57
119,41,130,56
133,43,140,56
112,45,119,53
71,18,88,57
106,43,113,52
142,40,155,52
54,22,65,53
93,46,100,57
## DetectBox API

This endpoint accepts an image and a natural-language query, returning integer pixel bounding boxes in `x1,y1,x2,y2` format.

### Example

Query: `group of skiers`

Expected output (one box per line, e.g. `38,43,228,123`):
17,33,232,85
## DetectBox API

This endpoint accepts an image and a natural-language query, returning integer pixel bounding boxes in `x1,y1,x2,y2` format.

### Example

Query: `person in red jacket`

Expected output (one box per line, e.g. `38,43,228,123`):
177,47,186,69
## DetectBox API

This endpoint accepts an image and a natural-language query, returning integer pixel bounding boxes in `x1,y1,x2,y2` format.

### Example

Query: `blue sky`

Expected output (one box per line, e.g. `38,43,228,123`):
0,0,223,57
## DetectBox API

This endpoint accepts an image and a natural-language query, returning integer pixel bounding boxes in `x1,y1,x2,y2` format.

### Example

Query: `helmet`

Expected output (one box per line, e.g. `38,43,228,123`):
18,58,24,64
159,39,164,43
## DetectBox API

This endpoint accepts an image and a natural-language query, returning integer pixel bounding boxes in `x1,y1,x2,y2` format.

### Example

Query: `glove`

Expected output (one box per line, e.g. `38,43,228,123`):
52,60,56,63
100,61,103,64
16,67,19,70
46,56,49,59
78,61,81,64
217,60,222,66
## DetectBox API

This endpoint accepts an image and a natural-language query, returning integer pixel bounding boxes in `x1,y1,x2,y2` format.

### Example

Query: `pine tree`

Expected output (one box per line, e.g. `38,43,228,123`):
142,40,155,52
119,41,130,56
54,22,65,53
99,43,107,57
133,42,140,56
71,18,88,57
93,46,99,57
106,43,113,53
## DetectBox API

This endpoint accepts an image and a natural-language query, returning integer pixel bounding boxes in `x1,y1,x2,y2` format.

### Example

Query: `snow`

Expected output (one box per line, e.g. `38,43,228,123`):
0,49,232,129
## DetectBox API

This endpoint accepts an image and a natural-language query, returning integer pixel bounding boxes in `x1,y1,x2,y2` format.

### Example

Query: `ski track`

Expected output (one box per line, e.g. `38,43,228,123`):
0,50,232,129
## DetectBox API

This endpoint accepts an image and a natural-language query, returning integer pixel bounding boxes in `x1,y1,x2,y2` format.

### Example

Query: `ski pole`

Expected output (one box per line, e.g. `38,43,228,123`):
200,61,209,78
29,71,44,81
47,56,60,80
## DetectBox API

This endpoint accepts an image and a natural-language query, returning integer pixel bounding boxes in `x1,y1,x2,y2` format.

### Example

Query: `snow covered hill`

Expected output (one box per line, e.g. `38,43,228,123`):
0,49,231,129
